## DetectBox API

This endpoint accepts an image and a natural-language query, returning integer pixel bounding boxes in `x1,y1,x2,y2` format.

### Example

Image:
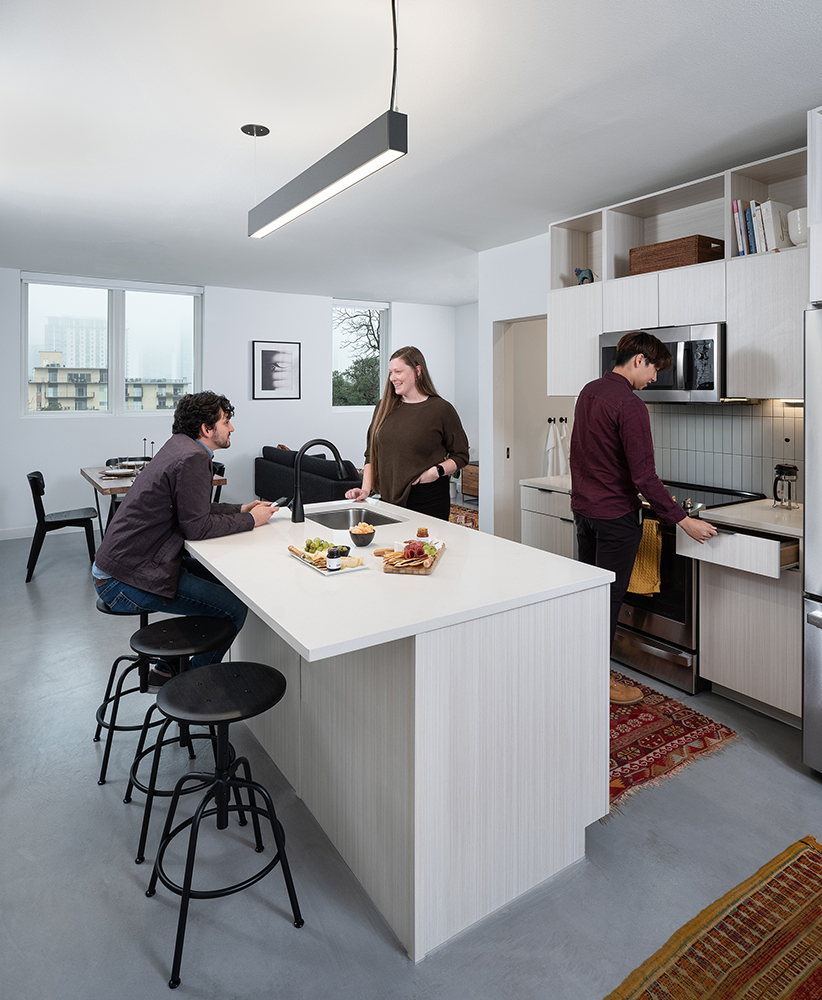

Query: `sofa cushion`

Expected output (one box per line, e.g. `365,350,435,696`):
261,447,295,467
299,455,359,481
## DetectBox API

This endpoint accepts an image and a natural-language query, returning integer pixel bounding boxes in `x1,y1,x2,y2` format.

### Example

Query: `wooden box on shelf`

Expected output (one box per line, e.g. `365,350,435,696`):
629,235,724,275
461,462,479,498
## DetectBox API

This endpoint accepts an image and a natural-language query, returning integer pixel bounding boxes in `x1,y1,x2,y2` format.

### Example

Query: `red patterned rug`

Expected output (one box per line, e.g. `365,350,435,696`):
610,670,738,807
605,835,822,999
449,503,478,529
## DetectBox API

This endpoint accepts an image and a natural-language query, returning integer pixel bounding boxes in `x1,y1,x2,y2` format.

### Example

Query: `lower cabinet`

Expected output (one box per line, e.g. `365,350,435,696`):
699,562,802,718
520,486,575,559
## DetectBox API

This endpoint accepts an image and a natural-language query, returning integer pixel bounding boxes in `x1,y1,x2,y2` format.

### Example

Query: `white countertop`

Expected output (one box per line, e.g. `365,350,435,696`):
187,499,612,662
702,499,803,538
519,475,572,493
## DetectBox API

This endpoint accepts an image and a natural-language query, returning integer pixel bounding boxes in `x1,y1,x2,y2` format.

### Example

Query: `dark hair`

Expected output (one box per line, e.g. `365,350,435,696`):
368,346,439,491
614,332,673,371
172,391,234,439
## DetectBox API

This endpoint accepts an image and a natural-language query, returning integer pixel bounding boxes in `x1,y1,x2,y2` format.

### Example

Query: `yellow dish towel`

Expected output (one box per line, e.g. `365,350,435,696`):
628,518,661,596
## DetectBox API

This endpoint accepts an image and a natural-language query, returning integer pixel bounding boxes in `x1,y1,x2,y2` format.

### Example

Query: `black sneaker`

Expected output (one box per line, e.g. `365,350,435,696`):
147,667,174,692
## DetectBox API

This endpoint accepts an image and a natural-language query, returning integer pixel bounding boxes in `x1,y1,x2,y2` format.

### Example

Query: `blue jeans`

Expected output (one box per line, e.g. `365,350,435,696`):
94,557,248,669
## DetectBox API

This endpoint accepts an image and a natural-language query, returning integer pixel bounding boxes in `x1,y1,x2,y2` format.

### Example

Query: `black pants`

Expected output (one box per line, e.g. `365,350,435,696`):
406,476,451,520
574,510,643,651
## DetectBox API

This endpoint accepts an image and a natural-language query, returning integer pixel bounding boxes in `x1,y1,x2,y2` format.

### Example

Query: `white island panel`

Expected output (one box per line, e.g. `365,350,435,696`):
190,500,612,962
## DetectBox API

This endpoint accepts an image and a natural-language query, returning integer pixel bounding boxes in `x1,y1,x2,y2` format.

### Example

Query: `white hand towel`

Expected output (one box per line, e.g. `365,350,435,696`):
556,421,569,476
545,423,559,477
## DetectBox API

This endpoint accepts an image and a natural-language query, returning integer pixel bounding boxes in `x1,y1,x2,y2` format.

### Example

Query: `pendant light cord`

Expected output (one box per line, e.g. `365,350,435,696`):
390,0,399,111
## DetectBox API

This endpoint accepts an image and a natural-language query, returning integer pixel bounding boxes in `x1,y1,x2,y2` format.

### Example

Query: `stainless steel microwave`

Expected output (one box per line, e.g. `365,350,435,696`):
599,323,725,403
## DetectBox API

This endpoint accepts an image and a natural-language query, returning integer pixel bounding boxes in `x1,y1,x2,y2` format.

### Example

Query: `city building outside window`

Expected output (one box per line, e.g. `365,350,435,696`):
24,275,201,415
331,301,389,408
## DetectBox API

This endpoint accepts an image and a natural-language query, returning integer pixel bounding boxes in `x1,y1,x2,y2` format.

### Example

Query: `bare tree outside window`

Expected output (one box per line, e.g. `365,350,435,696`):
332,305,387,407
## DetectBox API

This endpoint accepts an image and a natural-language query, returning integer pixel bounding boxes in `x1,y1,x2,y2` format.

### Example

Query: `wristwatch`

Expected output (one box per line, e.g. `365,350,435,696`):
436,464,446,478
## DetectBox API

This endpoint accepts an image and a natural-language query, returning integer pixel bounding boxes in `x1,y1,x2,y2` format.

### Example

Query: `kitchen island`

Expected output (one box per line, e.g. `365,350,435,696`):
187,499,613,961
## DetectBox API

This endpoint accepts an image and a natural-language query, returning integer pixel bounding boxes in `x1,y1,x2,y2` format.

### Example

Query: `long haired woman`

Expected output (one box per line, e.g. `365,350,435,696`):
345,346,469,520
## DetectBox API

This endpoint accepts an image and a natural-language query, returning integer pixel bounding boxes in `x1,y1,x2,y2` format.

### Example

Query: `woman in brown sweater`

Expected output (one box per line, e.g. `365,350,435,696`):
345,346,470,520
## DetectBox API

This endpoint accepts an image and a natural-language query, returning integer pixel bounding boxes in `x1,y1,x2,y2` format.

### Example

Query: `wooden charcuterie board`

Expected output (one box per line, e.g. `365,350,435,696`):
382,542,445,575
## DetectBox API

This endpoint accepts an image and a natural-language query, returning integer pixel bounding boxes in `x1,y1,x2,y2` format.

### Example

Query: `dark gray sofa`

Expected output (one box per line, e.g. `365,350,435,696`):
254,446,362,506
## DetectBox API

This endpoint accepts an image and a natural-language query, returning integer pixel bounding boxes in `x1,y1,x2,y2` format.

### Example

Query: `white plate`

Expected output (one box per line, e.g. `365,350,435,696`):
100,469,135,478
289,552,368,576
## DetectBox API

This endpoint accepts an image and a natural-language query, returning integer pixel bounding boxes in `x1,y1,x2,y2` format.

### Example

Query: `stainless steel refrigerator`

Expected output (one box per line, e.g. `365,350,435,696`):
804,305,822,769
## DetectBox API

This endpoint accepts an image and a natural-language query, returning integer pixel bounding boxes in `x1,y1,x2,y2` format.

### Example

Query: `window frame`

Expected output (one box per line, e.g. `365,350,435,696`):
331,299,390,411
21,272,203,418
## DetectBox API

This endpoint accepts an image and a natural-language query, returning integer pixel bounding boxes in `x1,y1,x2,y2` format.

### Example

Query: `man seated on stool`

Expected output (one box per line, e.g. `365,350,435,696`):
570,332,717,705
92,391,276,686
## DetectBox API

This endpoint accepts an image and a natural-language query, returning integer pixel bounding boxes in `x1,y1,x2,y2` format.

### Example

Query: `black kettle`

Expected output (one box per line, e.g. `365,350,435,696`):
773,463,798,508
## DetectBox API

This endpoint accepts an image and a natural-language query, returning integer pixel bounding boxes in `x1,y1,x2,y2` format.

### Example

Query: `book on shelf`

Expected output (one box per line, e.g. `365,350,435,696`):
735,199,751,254
760,200,794,250
751,200,767,252
745,206,757,253
732,200,746,255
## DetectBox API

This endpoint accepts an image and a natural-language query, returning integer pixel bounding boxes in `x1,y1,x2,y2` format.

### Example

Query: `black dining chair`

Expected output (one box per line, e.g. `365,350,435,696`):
26,471,98,582
212,460,225,503
103,456,149,532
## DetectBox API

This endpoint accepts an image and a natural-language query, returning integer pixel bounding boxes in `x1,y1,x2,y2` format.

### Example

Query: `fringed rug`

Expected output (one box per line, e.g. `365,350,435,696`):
449,504,478,529
604,835,822,999
610,670,738,807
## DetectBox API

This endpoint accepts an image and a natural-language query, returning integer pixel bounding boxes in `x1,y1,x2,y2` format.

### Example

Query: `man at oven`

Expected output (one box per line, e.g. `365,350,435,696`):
570,331,717,705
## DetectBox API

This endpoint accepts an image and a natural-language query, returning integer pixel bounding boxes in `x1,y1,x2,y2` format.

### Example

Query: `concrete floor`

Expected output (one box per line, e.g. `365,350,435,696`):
4,530,822,1000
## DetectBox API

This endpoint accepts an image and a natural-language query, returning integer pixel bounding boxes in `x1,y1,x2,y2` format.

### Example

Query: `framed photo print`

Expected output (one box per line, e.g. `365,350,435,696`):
252,341,301,400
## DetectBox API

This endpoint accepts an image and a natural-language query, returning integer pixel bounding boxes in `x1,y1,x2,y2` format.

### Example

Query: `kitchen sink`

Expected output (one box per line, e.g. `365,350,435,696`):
305,507,405,531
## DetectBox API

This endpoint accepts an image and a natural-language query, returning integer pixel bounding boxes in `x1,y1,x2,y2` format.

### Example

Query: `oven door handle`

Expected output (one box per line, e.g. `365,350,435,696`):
807,610,822,630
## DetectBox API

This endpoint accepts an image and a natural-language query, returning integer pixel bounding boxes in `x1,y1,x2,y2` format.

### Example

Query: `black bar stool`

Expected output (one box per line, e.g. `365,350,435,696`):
123,616,239,865
93,598,155,785
145,661,303,989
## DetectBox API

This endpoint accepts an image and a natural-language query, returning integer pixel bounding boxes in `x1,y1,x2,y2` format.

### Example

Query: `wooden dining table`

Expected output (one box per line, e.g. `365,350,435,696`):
80,465,228,537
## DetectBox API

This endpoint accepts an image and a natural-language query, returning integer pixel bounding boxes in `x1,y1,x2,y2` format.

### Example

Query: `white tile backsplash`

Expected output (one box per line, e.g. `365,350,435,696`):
646,401,804,501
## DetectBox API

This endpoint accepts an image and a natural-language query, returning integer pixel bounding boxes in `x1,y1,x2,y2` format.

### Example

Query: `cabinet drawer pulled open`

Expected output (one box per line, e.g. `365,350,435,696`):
676,524,799,579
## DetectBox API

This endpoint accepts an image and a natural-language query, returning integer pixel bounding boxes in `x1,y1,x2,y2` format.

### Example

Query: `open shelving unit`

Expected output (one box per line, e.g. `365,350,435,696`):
549,147,807,290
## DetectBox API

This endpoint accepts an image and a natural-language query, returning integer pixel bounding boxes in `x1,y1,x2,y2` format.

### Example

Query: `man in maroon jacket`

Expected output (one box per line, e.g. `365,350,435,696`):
93,391,276,681
570,332,717,704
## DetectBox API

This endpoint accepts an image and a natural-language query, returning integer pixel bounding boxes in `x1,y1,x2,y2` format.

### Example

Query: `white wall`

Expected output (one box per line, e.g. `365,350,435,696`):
3,268,460,540
477,234,550,532
390,301,457,403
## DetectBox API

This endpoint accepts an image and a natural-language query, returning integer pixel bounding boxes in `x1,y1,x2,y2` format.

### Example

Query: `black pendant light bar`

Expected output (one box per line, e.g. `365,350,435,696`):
248,110,407,238
248,0,406,238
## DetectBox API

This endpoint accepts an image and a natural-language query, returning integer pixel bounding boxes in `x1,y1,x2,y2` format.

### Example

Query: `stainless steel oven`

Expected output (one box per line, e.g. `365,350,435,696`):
612,481,765,694
600,323,725,403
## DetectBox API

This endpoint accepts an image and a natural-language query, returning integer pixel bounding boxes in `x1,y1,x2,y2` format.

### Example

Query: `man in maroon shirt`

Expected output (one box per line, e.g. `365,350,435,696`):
570,332,717,704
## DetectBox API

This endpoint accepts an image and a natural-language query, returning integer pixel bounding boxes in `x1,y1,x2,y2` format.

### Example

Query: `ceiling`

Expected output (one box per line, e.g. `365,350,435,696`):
2,0,821,306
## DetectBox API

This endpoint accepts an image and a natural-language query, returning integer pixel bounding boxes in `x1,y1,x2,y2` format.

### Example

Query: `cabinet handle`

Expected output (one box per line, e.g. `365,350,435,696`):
713,526,737,535
807,610,822,630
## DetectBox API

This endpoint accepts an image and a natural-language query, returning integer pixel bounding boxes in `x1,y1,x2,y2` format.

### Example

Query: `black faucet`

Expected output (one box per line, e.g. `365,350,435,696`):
292,438,348,523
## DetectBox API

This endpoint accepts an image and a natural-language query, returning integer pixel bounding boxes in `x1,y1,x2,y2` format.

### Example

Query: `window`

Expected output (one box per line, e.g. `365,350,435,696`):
23,274,202,415
331,301,389,407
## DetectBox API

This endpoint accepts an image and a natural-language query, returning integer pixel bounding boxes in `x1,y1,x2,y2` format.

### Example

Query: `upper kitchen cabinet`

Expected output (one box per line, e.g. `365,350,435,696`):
601,272,659,332
658,260,726,326
809,106,822,303
547,143,810,373
726,246,809,399
546,281,602,395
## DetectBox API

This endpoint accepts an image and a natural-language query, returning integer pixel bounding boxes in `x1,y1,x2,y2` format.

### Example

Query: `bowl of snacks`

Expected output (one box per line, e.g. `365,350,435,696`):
349,521,376,546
